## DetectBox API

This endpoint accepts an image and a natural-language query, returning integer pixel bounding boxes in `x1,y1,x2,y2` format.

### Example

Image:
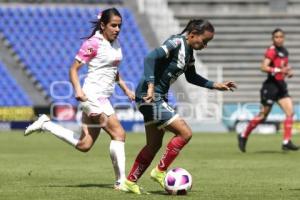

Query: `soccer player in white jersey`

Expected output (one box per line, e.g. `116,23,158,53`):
24,8,135,189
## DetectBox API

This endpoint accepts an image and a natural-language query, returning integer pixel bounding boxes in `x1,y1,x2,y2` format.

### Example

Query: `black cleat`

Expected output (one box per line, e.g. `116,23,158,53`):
237,134,247,153
282,140,299,151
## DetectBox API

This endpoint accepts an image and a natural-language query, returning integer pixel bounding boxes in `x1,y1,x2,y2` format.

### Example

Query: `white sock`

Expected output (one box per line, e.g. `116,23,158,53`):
42,121,81,146
109,140,126,184
283,140,289,145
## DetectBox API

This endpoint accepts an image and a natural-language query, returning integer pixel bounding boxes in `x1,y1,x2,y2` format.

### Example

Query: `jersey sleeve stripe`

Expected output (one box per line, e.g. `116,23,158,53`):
161,45,169,56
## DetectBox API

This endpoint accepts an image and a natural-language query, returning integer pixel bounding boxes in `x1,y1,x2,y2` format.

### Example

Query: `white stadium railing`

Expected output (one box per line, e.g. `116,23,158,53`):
137,0,180,44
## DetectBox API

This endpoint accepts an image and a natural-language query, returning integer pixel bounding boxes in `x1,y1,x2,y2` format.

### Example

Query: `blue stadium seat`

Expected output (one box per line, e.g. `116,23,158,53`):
0,7,176,106
0,61,32,106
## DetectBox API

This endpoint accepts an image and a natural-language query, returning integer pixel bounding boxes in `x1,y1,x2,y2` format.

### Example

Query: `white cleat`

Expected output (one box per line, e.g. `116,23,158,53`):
114,180,126,191
24,114,50,136
114,180,129,192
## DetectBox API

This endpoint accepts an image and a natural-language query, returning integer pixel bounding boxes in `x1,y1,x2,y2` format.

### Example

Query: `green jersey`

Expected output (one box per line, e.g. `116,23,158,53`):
136,34,213,100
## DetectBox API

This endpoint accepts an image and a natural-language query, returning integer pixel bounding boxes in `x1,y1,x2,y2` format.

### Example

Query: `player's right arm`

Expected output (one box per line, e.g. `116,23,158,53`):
143,48,165,103
69,60,87,102
143,37,181,102
261,57,273,73
70,38,98,102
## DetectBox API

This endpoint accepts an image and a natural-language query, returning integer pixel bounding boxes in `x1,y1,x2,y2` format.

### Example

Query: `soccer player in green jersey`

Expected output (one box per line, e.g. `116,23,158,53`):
122,19,237,194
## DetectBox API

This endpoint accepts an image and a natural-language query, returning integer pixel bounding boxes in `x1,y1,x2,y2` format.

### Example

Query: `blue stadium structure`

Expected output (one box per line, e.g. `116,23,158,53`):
0,61,32,106
0,7,154,106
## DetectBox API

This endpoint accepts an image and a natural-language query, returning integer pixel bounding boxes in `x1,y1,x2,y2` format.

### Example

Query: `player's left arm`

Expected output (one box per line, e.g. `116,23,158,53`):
184,65,214,89
116,72,135,101
185,65,237,91
212,81,237,91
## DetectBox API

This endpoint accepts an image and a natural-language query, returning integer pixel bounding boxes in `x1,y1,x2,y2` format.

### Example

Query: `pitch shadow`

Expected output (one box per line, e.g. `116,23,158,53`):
252,150,287,154
47,183,113,189
148,190,169,195
289,188,300,191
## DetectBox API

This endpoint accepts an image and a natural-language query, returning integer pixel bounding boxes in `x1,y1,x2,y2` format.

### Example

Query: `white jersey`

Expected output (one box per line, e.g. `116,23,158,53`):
75,31,122,99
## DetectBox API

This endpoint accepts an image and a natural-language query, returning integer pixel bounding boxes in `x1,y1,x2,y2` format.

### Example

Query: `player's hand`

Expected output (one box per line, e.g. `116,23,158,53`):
214,81,237,91
281,66,290,75
287,70,294,78
126,90,136,101
283,66,293,78
143,83,154,103
75,91,88,102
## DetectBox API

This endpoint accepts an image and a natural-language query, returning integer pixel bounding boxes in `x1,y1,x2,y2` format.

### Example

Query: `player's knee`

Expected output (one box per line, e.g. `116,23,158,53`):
258,114,267,121
177,120,193,141
173,132,192,142
76,142,93,152
79,147,91,152
183,131,192,142
285,113,294,119
110,131,126,141
77,147,91,152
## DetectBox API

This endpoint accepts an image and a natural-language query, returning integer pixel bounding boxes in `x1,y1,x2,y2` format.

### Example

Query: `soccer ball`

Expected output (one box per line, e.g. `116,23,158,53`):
164,167,192,195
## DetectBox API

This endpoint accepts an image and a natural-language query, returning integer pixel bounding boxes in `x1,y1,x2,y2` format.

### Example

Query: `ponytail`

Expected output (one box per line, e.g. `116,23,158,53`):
181,19,214,35
181,20,194,34
85,20,101,39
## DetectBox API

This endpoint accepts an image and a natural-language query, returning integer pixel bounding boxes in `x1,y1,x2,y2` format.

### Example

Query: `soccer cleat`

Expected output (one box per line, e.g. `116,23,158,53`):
24,114,50,136
120,179,143,194
113,181,123,190
150,167,166,188
237,134,247,153
114,180,129,192
282,140,299,151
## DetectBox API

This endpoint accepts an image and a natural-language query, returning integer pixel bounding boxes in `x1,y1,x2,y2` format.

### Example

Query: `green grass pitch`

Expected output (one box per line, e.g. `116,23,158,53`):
0,131,300,200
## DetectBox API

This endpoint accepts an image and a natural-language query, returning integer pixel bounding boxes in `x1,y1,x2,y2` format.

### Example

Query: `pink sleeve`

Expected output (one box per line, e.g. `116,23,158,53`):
75,37,99,63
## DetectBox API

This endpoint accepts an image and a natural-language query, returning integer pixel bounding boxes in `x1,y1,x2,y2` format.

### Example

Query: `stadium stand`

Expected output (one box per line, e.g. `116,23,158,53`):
168,0,300,103
164,0,300,131
0,61,32,106
0,0,122,4
0,6,151,105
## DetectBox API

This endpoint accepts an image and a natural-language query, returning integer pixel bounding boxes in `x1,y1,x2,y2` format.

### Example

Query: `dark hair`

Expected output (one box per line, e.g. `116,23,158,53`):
181,19,214,35
272,28,284,36
86,7,122,39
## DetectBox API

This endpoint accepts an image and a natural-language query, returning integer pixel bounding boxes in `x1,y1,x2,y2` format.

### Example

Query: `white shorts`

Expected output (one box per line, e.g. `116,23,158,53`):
80,97,115,117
